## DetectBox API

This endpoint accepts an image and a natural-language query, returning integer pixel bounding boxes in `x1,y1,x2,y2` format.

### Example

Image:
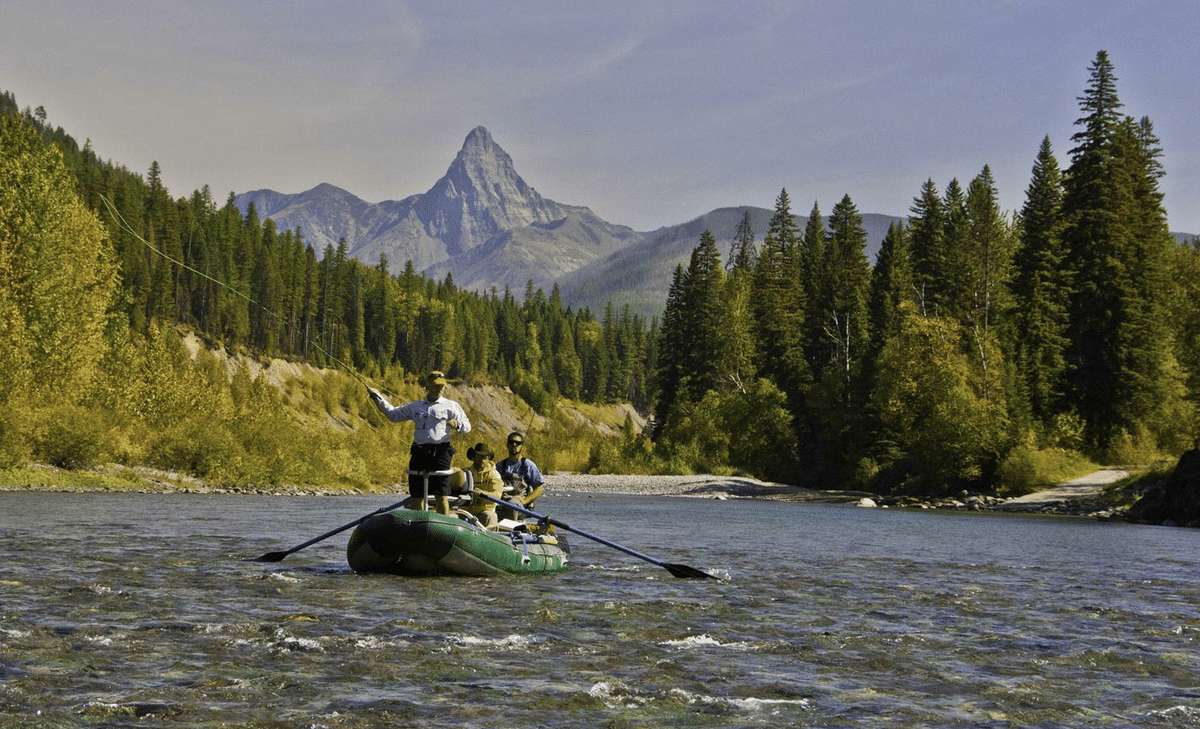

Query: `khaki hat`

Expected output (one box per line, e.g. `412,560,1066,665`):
427,370,448,386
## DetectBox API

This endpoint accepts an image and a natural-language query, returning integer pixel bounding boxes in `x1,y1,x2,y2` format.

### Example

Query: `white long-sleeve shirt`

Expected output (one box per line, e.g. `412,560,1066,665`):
375,394,471,445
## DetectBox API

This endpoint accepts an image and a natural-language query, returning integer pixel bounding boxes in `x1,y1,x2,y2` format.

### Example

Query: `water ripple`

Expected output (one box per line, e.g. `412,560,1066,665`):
3,492,1200,727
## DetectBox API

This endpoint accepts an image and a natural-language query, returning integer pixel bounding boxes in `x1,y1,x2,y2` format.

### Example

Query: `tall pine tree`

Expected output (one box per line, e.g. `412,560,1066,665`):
908,179,947,316
753,189,810,415
653,231,725,423
1013,136,1070,425
1062,50,1185,452
963,167,1013,407
728,208,757,272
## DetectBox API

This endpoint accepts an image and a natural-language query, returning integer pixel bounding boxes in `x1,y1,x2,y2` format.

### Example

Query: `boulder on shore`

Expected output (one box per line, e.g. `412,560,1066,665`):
1126,449,1200,527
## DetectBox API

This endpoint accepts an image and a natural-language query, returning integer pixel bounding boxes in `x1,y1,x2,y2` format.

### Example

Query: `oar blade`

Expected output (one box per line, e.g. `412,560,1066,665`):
664,563,719,580
249,497,411,564
250,550,291,563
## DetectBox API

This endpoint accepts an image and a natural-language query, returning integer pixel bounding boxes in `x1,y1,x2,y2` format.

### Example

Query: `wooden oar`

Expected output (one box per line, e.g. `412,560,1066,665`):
478,493,717,579
251,497,411,563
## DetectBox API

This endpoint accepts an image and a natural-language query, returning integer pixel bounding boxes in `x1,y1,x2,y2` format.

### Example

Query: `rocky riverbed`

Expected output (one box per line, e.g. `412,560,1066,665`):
546,474,793,498
546,470,1133,521
2,465,1133,520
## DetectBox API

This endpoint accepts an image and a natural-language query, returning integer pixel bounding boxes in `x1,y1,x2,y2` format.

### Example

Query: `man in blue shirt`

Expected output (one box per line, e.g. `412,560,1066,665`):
369,370,471,515
495,430,545,515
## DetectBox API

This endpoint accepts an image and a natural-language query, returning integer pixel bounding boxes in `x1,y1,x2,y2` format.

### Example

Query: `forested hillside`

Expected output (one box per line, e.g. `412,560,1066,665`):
0,94,653,490
651,52,1199,492
1,51,1196,494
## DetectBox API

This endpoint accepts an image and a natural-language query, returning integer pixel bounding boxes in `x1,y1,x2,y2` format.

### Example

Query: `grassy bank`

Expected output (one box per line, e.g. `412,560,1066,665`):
0,327,650,493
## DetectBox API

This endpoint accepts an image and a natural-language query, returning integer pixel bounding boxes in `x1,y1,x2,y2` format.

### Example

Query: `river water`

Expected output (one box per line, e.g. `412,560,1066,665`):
2,490,1199,728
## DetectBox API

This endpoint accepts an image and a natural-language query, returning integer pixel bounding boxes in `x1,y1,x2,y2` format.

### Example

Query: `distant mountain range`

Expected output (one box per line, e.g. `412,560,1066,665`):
233,126,894,318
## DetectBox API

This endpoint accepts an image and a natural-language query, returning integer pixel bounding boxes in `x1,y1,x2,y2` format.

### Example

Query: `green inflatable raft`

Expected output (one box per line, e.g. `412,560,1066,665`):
346,508,570,577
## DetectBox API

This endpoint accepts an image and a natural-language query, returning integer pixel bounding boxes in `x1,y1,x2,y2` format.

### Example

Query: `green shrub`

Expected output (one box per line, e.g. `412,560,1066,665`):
149,418,243,482
1105,424,1167,467
0,405,32,469
1044,411,1087,451
584,437,623,475
996,445,1099,496
323,447,372,489
32,404,105,470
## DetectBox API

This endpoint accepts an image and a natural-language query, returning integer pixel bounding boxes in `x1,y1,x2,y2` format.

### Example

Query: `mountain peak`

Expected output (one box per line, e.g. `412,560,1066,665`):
448,125,514,182
418,128,562,254
462,125,494,150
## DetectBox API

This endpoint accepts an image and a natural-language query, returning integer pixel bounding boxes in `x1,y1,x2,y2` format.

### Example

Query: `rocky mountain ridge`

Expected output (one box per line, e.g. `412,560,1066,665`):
237,127,640,296
234,127,902,316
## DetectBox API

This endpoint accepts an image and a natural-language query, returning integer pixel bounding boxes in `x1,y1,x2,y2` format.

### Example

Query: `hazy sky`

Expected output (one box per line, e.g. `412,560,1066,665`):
4,1,1198,234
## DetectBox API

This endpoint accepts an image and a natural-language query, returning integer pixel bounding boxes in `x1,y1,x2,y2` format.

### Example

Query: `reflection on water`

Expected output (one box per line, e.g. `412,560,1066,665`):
2,491,1199,727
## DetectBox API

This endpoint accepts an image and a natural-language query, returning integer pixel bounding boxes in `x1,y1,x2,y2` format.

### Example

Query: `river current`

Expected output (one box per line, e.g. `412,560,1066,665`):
1,490,1199,728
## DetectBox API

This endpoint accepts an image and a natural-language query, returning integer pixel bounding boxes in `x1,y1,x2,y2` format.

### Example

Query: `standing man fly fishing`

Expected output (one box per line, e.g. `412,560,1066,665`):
368,370,471,516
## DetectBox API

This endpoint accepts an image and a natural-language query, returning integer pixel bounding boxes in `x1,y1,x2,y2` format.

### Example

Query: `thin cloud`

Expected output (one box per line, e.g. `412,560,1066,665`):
1,1,1196,233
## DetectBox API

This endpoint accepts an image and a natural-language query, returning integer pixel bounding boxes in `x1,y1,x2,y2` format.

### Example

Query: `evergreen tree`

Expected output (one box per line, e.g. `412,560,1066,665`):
800,200,827,367
183,188,223,335
318,239,352,363
1062,50,1184,451
716,248,758,394
652,232,725,435
578,313,608,404
1167,238,1200,431
940,178,970,322
299,245,320,359
727,208,757,271
963,167,1014,407
217,196,250,344
964,167,1013,335
364,255,397,365
602,302,624,402
1111,117,1189,450
908,179,946,316
753,189,810,417
808,194,872,482
144,161,181,324
552,314,583,400
346,262,367,369
250,219,284,352
494,285,525,375
275,228,308,356
722,211,760,397
801,200,827,297
866,222,913,367
816,195,871,392
614,306,642,403
111,176,151,332
678,230,724,400
863,221,914,469
1012,136,1070,424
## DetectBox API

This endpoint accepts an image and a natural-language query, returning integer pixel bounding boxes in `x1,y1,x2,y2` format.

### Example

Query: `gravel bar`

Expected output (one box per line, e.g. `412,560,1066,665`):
546,474,794,497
